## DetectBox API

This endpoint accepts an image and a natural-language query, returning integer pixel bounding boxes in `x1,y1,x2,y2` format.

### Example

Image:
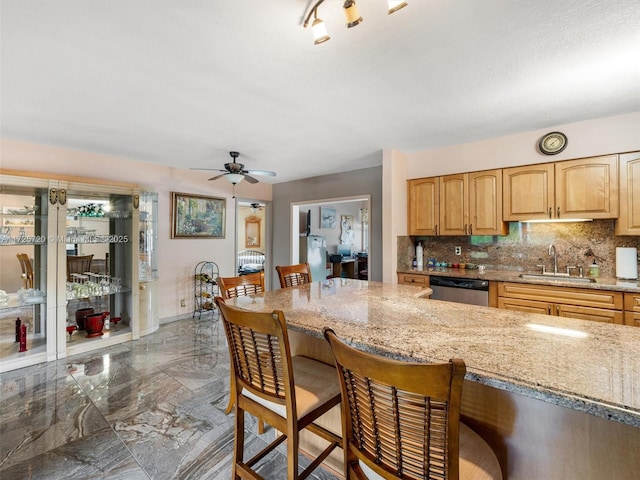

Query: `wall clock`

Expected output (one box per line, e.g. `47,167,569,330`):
538,131,568,155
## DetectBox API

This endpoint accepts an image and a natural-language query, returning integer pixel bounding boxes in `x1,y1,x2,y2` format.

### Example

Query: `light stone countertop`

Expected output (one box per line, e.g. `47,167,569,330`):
397,266,640,293
229,279,640,427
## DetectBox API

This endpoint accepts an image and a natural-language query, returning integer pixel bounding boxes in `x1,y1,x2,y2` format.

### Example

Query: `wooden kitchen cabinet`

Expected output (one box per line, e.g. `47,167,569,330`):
407,177,439,235
503,155,618,221
615,151,640,235
624,293,640,327
497,282,624,324
397,273,430,287
409,169,505,236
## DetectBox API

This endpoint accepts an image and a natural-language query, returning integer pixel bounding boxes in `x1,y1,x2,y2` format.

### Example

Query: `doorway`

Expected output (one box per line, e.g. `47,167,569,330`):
235,198,272,290
291,195,370,281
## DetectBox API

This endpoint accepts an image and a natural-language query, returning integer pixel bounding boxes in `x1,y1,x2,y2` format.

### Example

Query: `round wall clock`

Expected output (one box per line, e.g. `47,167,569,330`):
538,131,568,155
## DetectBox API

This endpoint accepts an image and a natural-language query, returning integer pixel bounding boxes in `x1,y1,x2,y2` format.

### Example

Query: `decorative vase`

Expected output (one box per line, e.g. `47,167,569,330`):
84,312,107,338
75,307,94,330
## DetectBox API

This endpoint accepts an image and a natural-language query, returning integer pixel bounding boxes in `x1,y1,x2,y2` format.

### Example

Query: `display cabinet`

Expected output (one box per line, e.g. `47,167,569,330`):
0,171,140,372
194,261,219,319
138,191,159,335
0,174,57,372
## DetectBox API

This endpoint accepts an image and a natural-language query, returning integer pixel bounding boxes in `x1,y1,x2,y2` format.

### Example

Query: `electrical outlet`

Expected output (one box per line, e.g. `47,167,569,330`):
455,246,461,255
180,299,186,307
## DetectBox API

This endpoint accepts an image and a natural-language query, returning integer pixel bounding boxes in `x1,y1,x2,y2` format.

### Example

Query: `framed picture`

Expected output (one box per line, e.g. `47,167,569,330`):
320,206,337,229
340,215,355,245
171,192,226,239
245,216,261,248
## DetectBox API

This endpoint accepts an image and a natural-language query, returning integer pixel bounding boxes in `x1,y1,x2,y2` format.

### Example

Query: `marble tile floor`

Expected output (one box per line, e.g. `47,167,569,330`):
0,315,341,479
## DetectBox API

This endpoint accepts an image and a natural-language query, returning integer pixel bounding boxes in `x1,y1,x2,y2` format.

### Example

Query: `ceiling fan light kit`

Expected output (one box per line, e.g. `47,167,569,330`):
303,0,407,45
192,151,276,185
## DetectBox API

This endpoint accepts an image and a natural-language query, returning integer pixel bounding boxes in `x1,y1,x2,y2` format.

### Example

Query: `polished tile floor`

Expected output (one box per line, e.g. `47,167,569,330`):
0,315,340,479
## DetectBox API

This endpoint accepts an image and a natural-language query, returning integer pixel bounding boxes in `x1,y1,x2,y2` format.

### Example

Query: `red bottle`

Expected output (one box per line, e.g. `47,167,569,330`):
15,318,21,343
19,324,27,352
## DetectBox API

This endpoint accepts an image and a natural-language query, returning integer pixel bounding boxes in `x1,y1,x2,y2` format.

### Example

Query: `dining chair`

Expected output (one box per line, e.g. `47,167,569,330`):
276,262,312,288
16,253,34,289
216,271,268,433
67,254,94,281
217,271,265,299
215,297,342,479
323,328,503,480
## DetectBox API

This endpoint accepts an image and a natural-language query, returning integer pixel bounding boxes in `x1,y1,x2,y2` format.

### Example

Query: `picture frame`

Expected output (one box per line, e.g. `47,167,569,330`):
320,206,337,229
170,192,226,239
245,215,261,248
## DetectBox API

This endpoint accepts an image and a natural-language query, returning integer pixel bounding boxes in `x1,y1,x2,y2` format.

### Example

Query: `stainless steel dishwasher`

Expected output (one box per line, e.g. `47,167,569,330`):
429,275,489,306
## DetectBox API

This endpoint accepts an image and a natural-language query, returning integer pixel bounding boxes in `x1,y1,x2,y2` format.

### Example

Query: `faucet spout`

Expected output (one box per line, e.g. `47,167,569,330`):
548,244,558,274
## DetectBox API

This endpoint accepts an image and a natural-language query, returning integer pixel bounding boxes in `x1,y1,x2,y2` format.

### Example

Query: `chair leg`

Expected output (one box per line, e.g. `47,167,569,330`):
225,370,235,414
287,429,299,480
258,418,265,434
233,405,245,480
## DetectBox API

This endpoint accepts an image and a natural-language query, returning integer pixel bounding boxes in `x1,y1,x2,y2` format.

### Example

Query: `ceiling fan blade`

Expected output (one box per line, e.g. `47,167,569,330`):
245,169,276,177
191,167,226,172
243,174,259,184
208,173,227,181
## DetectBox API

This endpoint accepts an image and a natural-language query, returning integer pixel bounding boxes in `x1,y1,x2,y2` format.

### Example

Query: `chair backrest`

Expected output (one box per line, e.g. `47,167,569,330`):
16,253,34,289
215,297,295,407
275,263,312,288
217,271,265,299
324,328,466,480
67,254,94,281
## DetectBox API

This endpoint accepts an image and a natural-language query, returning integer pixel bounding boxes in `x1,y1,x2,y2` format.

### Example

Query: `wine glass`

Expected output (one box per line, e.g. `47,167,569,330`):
110,316,121,332
66,325,78,342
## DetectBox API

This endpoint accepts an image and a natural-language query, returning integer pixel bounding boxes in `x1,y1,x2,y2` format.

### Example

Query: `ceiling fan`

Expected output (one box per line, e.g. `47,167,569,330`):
192,151,276,185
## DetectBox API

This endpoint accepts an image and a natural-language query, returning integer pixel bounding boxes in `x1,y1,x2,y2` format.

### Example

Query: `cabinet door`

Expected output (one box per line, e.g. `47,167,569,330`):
469,169,507,235
439,173,468,235
408,178,439,235
397,273,429,287
503,164,554,221
555,155,618,219
556,304,624,324
615,152,640,235
625,312,640,327
497,297,551,315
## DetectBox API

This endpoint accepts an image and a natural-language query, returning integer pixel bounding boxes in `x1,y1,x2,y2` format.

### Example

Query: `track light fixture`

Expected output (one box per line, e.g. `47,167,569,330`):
303,0,407,45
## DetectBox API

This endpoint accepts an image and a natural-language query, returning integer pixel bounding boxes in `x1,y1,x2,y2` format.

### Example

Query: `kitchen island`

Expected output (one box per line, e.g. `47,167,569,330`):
229,279,640,479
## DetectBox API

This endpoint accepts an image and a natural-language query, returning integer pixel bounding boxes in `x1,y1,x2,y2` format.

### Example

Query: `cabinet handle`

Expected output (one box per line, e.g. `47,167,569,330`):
464,224,467,235
548,207,552,218
547,305,551,315
435,225,438,236
469,224,473,235
557,207,560,218
556,305,560,315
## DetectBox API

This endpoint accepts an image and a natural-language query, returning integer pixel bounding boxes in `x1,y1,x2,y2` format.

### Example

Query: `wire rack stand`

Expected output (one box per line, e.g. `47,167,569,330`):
193,261,219,319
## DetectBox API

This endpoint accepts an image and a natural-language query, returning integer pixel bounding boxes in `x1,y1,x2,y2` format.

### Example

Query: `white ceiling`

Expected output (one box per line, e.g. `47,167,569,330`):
2,1,640,184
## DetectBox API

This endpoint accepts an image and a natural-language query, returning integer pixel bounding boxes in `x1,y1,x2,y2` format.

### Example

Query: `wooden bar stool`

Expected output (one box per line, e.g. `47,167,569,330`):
324,328,503,480
217,271,265,299
216,297,342,479
276,263,312,288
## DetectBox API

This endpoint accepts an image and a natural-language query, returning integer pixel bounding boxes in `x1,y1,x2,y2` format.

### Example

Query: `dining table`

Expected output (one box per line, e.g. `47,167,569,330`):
227,278,640,479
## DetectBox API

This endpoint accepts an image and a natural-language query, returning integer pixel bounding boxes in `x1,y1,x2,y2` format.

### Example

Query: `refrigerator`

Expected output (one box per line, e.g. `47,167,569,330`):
299,235,328,281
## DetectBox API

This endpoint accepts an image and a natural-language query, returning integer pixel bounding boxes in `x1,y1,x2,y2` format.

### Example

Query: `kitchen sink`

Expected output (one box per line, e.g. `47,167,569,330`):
519,273,596,283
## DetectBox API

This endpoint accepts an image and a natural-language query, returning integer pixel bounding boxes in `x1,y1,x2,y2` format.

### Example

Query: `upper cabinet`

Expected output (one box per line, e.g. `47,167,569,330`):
408,169,506,236
503,155,618,221
408,177,439,236
615,152,640,235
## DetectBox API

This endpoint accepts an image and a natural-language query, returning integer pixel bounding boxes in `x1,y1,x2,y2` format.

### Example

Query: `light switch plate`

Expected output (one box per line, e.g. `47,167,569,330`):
455,246,461,255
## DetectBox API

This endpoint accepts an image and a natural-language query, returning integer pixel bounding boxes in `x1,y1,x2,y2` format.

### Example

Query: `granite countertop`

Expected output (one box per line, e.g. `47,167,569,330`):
230,279,640,428
397,266,640,293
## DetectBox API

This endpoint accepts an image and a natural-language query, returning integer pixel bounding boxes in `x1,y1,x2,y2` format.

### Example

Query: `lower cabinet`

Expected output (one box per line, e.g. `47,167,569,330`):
497,282,625,324
624,293,640,327
397,273,430,287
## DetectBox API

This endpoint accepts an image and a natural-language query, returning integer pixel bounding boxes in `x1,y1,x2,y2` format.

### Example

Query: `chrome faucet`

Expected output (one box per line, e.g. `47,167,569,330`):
548,244,558,275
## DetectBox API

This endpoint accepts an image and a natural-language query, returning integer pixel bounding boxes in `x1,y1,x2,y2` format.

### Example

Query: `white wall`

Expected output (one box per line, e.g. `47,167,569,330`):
406,111,640,177
0,139,272,322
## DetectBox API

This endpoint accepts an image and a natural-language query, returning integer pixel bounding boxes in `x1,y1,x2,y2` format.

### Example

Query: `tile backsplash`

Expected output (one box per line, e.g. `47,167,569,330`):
398,220,640,278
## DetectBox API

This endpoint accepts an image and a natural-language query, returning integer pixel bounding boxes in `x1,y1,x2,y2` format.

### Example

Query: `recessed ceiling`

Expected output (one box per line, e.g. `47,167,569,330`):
2,1,639,183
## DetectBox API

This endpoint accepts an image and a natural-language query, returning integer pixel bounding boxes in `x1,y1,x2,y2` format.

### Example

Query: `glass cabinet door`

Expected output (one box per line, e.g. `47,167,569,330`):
138,191,159,336
59,182,139,357
0,175,57,372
